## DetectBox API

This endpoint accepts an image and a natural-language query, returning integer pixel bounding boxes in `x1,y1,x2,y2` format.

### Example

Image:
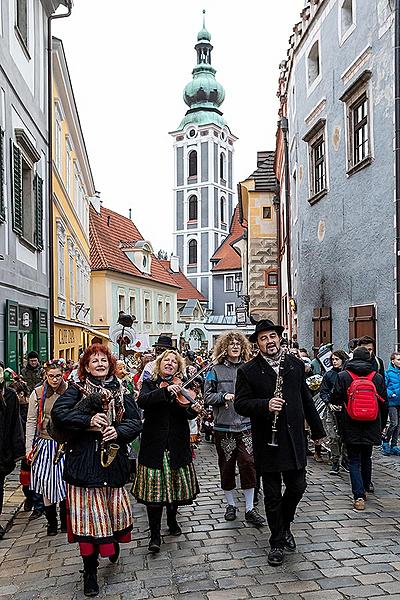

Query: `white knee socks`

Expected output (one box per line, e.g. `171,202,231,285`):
224,490,236,506
243,488,254,512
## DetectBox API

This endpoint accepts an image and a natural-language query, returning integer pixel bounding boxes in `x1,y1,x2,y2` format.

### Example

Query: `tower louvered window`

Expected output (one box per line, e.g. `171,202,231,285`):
0,128,5,221
34,173,43,250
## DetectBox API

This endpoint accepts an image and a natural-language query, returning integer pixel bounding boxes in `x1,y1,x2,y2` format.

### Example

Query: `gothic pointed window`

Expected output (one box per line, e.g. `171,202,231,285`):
188,239,197,265
188,195,198,221
188,150,197,177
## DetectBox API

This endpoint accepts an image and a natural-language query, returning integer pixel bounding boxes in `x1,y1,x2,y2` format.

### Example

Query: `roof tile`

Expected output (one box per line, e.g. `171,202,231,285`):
159,260,207,302
210,205,244,271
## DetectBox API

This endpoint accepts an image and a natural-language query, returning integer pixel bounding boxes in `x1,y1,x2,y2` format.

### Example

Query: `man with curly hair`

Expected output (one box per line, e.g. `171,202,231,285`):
204,332,265,528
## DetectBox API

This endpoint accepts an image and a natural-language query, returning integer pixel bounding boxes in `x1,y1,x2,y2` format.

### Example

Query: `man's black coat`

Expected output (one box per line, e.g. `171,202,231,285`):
234,353,325,473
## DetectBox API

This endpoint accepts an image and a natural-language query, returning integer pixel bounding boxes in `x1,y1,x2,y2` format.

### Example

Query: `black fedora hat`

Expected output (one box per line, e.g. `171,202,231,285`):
249,319,285,343
153,335,174,349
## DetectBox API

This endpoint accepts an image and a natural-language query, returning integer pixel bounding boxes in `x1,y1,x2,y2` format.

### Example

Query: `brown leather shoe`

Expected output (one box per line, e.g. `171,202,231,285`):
353,498,365,511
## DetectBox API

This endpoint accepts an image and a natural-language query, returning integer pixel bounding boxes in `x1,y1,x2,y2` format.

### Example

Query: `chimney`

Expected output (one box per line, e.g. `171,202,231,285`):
129,208,132,220
170,255,180,273
107,215,111,227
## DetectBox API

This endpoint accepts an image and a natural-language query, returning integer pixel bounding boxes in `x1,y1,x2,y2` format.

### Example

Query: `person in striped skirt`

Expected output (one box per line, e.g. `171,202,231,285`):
51,344,142,598
25,358,68,536
133,349,201,553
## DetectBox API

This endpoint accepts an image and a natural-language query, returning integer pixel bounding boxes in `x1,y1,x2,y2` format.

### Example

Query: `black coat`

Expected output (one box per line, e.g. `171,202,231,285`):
0,388,25,475
234,353,325,473
137,378,197,470
319,368,341,405
331,358,388,446
51,376,142,488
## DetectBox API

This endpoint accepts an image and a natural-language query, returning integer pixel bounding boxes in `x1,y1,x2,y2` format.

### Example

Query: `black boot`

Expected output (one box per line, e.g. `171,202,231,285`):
147,505,162,553
166,503,182,536
82,554,99,597
59,500,67,533
44,504,58,536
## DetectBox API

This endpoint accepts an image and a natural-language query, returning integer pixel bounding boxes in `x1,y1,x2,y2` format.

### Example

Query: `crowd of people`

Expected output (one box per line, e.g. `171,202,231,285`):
0,324,397,595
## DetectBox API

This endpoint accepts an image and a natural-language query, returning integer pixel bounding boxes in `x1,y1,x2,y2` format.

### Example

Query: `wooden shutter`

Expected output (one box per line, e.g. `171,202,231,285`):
34,173,43,250
5,300,19,372
312,307,332,350
348,305,376,340
11,141,23,235
0,128,5,221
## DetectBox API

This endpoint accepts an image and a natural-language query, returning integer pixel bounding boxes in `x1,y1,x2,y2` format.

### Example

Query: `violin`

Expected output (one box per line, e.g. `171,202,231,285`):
159,376,198,408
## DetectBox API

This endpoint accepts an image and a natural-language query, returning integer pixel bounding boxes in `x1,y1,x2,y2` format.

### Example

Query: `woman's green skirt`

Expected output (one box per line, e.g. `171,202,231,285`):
133,451,199,505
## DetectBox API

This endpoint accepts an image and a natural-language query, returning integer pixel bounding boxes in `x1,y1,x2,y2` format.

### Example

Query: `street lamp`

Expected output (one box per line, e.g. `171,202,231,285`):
234,272,243,296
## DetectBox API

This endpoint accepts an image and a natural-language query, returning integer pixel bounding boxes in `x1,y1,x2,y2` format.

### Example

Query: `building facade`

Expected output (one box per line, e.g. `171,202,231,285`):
90,205,182,351
278,0,395,357
0,0,69,370
170,14,237,307
238,151,279,322
52,37,101,360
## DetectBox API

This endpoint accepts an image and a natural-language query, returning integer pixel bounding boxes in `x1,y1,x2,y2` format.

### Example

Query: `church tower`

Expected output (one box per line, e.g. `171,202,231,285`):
170,12,237,307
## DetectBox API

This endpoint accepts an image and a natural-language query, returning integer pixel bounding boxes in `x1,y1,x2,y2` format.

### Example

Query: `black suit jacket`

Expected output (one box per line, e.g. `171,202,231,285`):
234,353,325,473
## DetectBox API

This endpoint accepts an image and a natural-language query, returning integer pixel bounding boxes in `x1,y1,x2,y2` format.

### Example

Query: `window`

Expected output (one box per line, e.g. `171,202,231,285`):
54,103,63,174
188,239,197,265
340,0,355,41
220,197,226,224
220,152,226,181
144,298,151,322
158,300,163,323
224,274,234,292
15,0,28,50
188,195,198,221
129,295,136,319
165,301,171,323
303,119,327,203
69,254,74,302
312,307,332,351
225,303,235,317
188,150,197,177
349,304,376,341
307,40,320,90
11,131,43,248
266,271,278,287
340,71,372,174
262,206,272,220
58,239,65,297
65,138,72,194
118,293,125,313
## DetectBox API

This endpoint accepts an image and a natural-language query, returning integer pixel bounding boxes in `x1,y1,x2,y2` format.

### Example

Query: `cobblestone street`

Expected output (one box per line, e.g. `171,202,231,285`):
1,442,400,599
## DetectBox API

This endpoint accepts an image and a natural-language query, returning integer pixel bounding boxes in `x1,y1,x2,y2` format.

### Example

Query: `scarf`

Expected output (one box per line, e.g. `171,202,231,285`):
83,375,125,424
262,349,285,374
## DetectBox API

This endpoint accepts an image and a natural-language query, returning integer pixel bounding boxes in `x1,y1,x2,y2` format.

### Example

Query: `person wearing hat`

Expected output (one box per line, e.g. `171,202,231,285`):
21,351,45,393
136,336,174,392
234,319,325,567
331,346,387,511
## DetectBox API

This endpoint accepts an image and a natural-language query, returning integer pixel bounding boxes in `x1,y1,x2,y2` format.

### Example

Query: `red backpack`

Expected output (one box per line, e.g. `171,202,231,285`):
345,371,383,421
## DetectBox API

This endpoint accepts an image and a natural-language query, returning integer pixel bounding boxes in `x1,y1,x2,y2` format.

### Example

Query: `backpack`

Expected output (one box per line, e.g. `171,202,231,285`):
345,371,383,421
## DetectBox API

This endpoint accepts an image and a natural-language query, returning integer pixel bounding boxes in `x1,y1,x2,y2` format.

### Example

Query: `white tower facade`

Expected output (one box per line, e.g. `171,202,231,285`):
170,13,237,307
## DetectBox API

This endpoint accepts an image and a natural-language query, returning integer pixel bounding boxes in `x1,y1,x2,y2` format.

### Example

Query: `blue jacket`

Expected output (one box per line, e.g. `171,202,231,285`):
385,364,400,407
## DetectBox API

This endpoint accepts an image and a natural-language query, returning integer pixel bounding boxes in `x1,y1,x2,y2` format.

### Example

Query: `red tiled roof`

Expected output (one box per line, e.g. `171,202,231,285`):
159,260,207,302
211,205,244,271
89,205,180,289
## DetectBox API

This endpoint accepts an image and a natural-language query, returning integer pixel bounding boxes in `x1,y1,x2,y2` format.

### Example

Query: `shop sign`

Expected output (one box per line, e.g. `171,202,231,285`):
8,304,18,327
19,306,33,331
39,311,47,329
58,328,75,345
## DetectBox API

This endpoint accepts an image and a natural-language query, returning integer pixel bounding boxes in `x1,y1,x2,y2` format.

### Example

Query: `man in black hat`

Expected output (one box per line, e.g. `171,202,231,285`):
137,335,174,392
235,320,325,567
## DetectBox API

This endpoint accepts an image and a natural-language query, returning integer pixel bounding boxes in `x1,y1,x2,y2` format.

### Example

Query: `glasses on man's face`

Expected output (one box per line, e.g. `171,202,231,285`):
47,374,62,380
229,342,241,347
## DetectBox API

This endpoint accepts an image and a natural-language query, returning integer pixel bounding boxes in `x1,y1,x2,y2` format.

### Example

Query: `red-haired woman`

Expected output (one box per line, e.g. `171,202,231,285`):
52,344,142,598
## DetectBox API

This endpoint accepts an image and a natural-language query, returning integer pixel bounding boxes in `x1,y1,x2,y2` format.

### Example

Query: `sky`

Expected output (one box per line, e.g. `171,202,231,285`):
53,1,304,253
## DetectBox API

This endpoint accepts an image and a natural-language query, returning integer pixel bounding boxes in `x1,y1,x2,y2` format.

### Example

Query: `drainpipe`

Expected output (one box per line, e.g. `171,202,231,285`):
280,117,292,336
47,2,72,357
273,185,281,324
396,0,400,350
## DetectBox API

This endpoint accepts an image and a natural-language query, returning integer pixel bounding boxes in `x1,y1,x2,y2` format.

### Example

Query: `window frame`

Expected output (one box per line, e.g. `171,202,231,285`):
303,118,328,204
265,270,278,287
220,196,226,224
224,274,234,293
306,36,322,95
262,206,272,220
188,150,198,178
338,0,356,46
188,194,198,222
340,70,373,176
225,302,235,317
15,0,30,58
188,238,197,265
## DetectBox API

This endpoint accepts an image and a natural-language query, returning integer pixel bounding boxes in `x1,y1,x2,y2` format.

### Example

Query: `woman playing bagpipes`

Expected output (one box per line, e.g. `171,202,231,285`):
25,358,68,536
133,349,202,554
51,344,142,598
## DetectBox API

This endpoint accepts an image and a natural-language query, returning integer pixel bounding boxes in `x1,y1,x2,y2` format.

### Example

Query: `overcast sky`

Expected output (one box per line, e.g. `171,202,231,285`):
54,1,303,253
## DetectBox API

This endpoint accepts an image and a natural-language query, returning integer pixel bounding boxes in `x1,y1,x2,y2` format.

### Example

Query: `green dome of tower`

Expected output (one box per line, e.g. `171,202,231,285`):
177,11,226,131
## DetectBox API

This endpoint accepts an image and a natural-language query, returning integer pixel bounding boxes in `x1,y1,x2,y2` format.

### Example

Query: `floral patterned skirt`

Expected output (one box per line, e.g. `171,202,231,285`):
133,451,199,505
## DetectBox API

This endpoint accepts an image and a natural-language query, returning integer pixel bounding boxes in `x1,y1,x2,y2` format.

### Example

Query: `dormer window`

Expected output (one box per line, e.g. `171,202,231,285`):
122,240,153,275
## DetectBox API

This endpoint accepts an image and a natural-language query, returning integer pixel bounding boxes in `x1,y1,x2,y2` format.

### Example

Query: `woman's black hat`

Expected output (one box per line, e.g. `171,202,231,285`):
249,319,285,343
153,335,174,349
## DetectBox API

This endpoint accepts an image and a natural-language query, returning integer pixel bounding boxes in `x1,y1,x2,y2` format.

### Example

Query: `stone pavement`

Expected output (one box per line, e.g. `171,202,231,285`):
1,443,400,600
0,470,25,534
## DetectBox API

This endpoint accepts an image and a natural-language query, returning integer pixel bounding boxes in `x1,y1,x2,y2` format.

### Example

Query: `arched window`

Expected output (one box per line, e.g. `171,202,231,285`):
220,152,226,180
188,195,198,221
188,239,197,265
188,150,197,177
220,197,226,224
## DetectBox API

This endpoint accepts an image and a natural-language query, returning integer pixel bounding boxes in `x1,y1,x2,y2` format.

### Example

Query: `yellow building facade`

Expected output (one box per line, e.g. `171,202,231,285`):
52,37,105,360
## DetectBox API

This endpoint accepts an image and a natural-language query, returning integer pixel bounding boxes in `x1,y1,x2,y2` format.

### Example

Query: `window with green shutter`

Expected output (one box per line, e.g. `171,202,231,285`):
11,141,23,235
34,173,43,250
0,128,5,221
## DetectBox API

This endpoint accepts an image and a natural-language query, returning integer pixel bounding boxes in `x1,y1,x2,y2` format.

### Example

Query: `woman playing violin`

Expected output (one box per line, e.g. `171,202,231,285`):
133,349,201,553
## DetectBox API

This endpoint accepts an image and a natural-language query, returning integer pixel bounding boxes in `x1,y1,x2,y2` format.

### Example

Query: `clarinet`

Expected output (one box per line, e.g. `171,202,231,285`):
268,352,286,448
